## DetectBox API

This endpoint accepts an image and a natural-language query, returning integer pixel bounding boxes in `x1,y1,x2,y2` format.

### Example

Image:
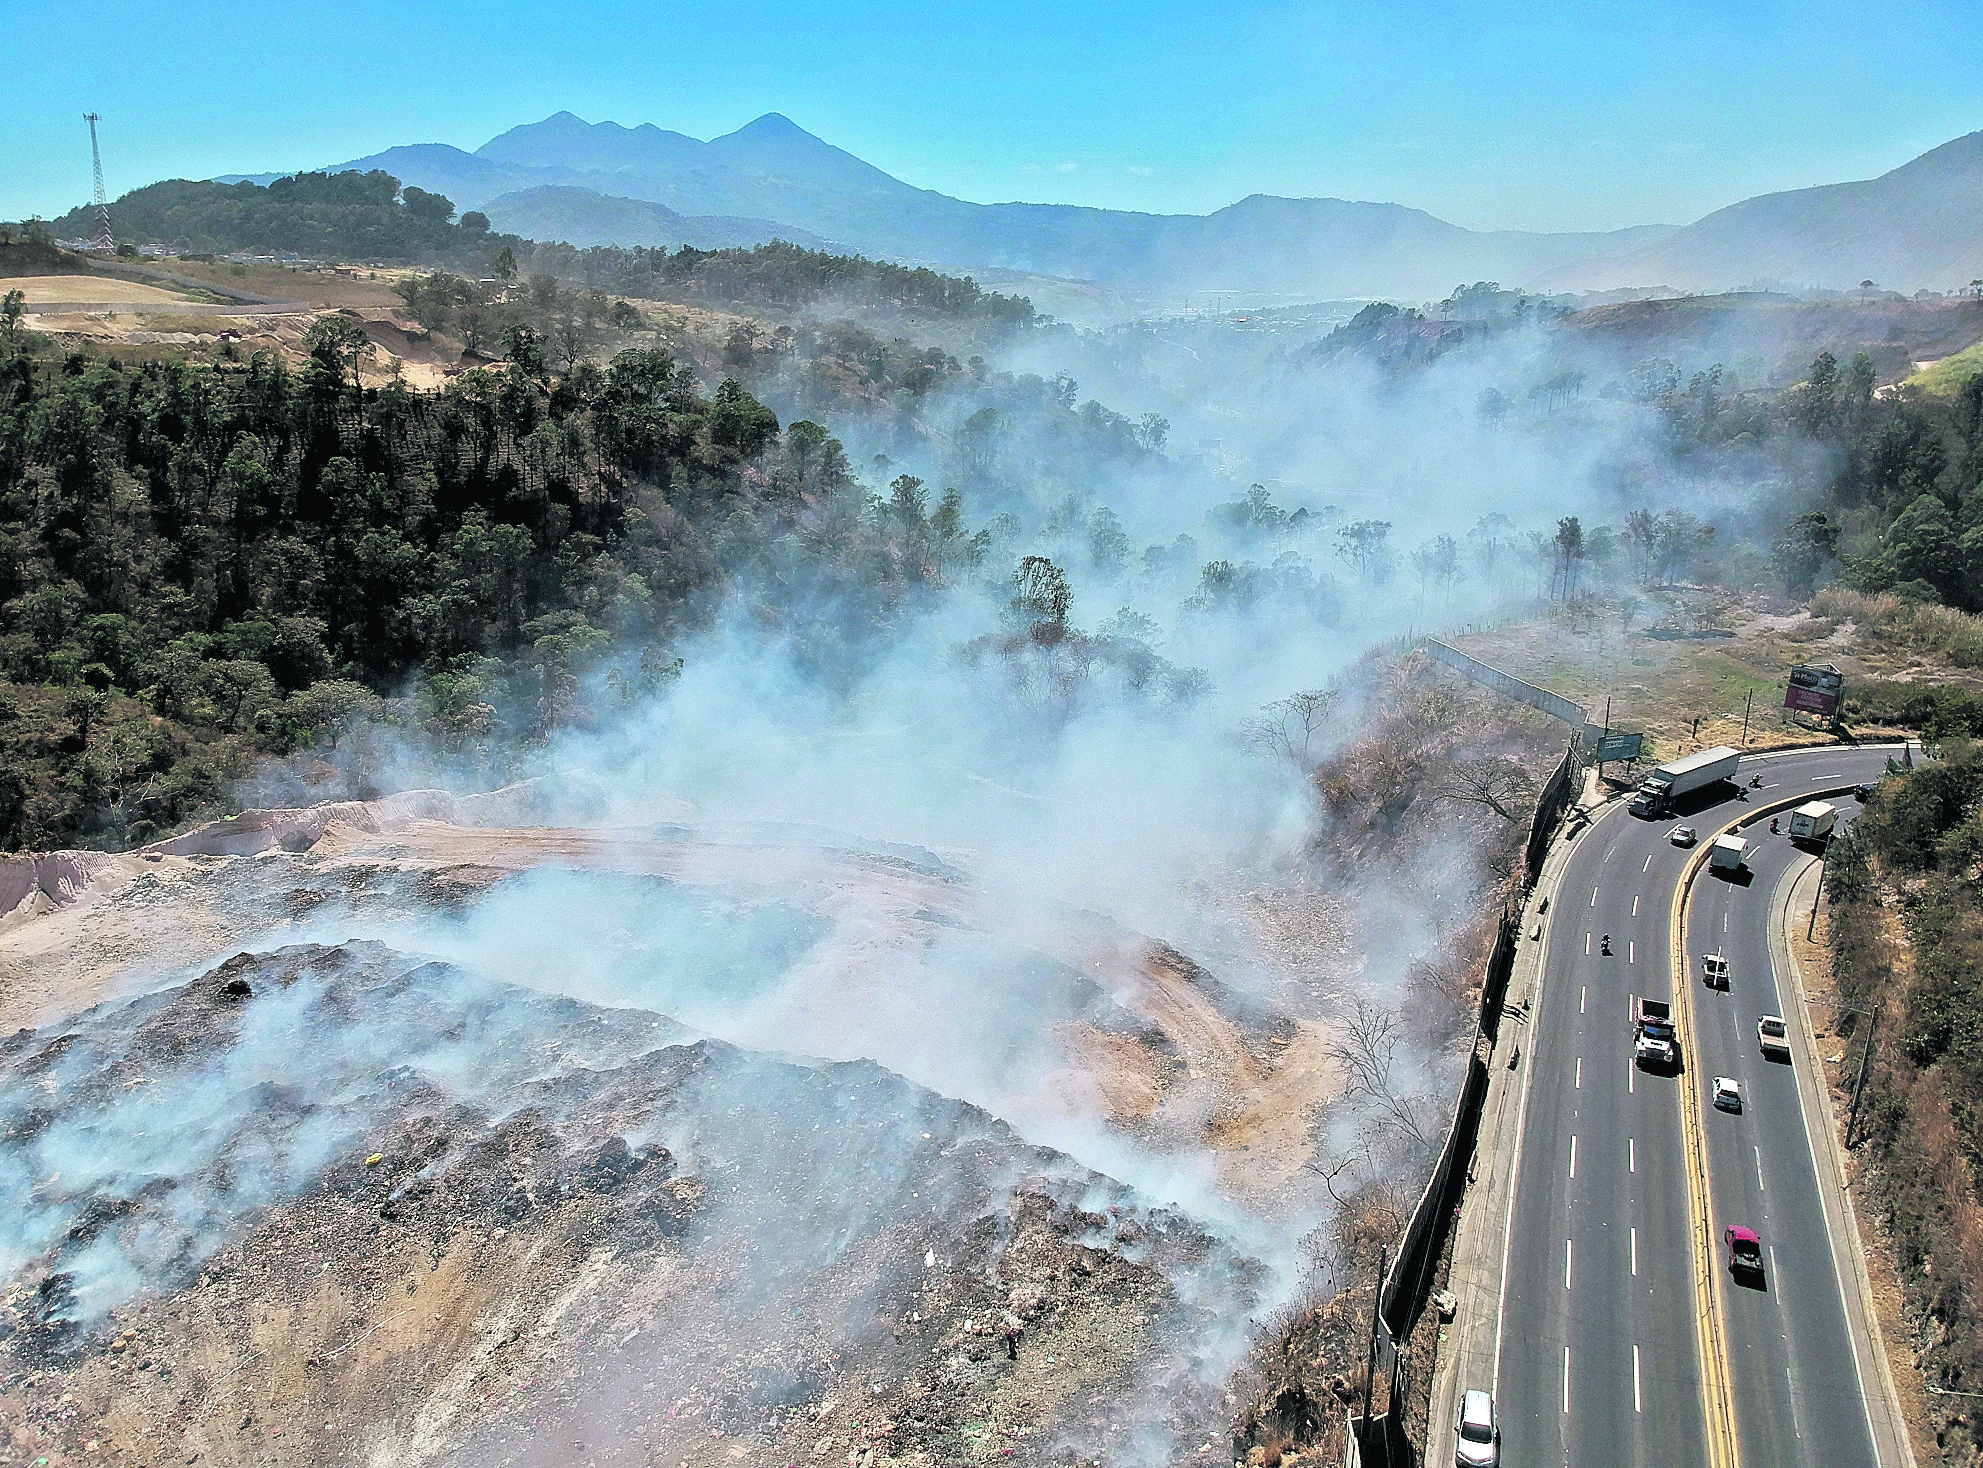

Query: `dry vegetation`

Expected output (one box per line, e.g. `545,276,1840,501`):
1228,651,1556,1465
1446,586,1983,767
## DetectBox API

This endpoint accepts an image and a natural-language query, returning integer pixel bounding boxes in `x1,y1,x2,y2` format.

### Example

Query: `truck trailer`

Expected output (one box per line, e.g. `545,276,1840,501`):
1629,746,1742,817
1789,801,1837,843
1709,834,1749,873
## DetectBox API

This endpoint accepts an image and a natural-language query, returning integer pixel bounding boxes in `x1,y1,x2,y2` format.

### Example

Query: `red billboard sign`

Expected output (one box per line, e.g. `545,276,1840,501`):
1784,664,1843,717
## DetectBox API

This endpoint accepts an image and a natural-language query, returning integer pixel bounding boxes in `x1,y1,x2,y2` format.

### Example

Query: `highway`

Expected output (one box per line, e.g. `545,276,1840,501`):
1689,771,1881,1466
1492,744,1899,1468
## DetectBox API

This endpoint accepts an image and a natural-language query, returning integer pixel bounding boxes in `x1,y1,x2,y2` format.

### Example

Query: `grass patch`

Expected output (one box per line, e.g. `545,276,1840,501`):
1904,341,1983,399
1812,587,1983,669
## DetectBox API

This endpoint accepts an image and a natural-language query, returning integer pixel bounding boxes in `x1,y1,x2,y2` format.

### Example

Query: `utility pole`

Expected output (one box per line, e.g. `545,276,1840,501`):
1808,826,1836,939
1741,689,1754,747
84,113,113,254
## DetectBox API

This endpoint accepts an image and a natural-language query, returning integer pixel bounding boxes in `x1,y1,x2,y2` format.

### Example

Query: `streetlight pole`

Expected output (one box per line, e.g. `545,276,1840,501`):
1848,1006,1880,1148
1806,994,1881,1148
1809,829,1833,940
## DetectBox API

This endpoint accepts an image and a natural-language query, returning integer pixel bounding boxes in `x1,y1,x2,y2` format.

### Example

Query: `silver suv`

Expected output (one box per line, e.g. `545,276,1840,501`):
1456,1389,1500,1466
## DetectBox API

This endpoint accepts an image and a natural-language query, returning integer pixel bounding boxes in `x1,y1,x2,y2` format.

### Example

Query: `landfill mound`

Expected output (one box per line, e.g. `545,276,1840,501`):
0,801,1347,1208
0,941,1253,1466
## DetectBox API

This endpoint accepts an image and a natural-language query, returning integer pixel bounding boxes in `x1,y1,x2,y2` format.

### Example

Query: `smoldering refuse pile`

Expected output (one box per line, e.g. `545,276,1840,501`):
0,940,1259,1467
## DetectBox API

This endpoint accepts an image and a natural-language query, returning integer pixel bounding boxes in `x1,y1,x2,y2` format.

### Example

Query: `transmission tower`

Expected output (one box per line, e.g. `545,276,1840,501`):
84,113,114,253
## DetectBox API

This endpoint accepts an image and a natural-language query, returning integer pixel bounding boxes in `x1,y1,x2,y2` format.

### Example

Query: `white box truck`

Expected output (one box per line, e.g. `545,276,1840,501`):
1789,801,1837,842
1629,746,1742,817
1710,834,1749,873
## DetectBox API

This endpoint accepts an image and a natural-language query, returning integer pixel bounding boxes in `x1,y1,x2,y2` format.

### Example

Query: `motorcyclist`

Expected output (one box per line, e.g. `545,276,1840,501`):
1601,934,1612,955
1770,818,1780,834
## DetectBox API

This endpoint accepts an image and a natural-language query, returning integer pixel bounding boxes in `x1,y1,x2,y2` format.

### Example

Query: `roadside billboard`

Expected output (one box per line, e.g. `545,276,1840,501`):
1594,732,1644,762
1784,663,1844,718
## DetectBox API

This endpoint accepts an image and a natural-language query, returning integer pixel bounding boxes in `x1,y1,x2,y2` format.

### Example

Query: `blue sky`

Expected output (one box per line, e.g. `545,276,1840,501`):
6,0,1979,232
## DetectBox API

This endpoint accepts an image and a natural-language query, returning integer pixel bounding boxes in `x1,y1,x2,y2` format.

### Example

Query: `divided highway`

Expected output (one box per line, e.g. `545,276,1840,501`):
1492,744,1900,1468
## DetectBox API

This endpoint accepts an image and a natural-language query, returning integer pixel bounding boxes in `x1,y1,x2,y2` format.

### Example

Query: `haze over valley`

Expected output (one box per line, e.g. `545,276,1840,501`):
211,110,1983,302
4,10,1983,1467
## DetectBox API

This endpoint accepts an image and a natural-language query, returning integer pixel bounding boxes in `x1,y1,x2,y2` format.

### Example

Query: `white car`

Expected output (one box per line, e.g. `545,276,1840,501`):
1712,1076,1743,1112
1669,825,1698,846
1456,1388,1500,1467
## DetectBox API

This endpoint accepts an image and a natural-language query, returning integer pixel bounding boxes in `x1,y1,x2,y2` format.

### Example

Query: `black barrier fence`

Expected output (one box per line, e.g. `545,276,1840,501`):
1347,1406,1416,1468
1477,908,1518,1047
1376,739,1577,1345
1523,739,1579,891
1381,1049,1489,1341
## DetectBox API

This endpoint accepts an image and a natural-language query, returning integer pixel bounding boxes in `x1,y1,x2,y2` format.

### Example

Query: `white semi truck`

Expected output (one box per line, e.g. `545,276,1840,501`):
1629,746,1742,817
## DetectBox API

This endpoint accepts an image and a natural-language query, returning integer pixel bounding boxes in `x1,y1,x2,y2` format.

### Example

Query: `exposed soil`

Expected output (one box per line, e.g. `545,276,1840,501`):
0,789,1379,1466
0,941,1249,1467
8,275,201,306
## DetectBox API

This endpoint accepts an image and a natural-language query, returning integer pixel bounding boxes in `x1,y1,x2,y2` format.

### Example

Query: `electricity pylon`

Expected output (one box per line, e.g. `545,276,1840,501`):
84,113,114,253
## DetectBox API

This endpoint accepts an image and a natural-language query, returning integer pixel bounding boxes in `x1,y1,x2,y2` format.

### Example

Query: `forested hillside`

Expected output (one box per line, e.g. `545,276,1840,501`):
44,171,507,262
1787,353,1983,604
0,317,990,850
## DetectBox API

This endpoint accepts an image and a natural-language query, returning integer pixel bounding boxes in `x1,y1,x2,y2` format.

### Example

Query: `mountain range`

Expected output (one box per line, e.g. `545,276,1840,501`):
222,112,1983,301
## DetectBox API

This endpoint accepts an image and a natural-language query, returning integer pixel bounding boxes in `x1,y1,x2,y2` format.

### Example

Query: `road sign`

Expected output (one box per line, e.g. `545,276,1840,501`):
1594,732,1643,762
1784,663,1843,718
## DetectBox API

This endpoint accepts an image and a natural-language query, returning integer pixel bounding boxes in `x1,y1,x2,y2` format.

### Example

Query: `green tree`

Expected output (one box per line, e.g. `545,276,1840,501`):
707,380,778,457
1770,512,1841,595
1011,556,1072,640
400,186,456,226
1553,516,1584,599
301,316,372,390
1087,507,1130,572
1335,519,1394,583
1797,351,1840,438
1879,495,1962,601
500,323,546,377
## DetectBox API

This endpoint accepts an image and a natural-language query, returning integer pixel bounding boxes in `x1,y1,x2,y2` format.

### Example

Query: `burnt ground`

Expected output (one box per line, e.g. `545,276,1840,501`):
0,942,1256,1468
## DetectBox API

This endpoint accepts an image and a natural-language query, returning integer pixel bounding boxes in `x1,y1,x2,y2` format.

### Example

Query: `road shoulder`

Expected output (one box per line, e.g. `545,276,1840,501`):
1772,856,1920,1468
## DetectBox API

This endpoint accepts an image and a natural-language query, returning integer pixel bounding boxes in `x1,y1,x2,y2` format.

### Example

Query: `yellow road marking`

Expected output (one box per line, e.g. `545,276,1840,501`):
1669,782,1863,1468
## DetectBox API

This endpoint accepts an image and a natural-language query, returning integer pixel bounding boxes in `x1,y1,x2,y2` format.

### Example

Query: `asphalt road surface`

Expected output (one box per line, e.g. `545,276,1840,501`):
1494,744,1898,1468
1689,769,1882,1468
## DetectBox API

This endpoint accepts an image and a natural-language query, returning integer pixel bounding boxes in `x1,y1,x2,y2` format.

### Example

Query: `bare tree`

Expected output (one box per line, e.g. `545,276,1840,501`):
1243,688,1338,766
1434,756,1536,821
1406,955,1474,1042
552,307,595,371
1326,996,1432,1153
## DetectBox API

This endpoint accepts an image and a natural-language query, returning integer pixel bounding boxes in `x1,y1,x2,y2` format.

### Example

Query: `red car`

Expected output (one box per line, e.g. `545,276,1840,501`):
1726,1225,1763,1276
